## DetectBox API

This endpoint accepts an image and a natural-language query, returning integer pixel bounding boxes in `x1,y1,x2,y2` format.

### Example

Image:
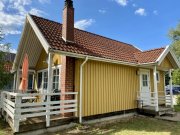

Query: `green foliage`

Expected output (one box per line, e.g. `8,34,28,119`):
172,69,180,85
176,95,180,106
169,23,180,85
0,27,13,90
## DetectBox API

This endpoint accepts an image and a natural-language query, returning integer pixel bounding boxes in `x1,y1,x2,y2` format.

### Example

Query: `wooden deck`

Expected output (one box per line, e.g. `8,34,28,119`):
138,106,173,116
6,114,77,133
0,91,78,133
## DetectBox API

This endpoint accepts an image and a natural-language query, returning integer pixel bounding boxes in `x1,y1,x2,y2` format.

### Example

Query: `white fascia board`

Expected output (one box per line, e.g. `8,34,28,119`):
169,49,180,68
156,45,170,65
27,14,50,53
49,49,139,67
12,17,28,72
50,49,158,67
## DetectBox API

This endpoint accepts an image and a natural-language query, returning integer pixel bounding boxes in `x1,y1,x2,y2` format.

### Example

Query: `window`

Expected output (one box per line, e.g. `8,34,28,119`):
53,69,60,90
156,71,160,83
38,71,48,90
142,74,148,87
43,71,48,90
28,74,33,90
38,72,42,89
37,66,60,91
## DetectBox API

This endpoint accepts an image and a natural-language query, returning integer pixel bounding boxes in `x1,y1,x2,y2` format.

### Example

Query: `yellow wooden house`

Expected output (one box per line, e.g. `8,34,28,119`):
2,0,180,133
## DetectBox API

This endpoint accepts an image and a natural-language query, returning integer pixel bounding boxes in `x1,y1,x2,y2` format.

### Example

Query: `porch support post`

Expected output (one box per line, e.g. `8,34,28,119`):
169,69,174,108
153,66,159,112
46,53,53,127
13,72,17,91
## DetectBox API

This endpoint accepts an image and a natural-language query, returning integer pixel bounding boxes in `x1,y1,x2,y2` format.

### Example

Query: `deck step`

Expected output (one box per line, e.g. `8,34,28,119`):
158,108,174,116
165,111,177,117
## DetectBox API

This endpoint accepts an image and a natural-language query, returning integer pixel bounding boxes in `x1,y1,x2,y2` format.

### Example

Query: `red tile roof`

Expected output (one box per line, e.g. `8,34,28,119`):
31,15,165,64
134,47,165,64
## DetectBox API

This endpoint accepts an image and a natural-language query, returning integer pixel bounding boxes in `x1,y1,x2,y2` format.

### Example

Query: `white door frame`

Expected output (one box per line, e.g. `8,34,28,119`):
139,69,151,105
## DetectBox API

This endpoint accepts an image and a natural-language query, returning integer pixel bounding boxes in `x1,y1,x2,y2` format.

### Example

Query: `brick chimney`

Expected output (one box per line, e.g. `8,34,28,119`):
62,0,74,42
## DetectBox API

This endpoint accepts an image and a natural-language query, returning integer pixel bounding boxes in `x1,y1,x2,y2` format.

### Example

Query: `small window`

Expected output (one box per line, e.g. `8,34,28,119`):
38,72,42,89
53,69,60,90
142,74,148,87
43,71,48,90
28,74,33,90
156,71,160,83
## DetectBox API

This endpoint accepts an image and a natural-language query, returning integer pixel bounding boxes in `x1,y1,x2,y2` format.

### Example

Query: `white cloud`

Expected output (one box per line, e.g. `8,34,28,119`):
29,8,45,16
38,0,50,4
0,1,5,11
135,8,147,16
10,48,17,53
98,9,106,14
153,10,158,15
0,44,17,53
0,0,46,35
114,0,128,7
75,19,95,30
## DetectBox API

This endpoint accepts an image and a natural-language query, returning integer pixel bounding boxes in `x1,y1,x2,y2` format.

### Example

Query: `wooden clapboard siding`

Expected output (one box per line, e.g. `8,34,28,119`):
75,59,139,117
35,49,61,71
160,56,173,69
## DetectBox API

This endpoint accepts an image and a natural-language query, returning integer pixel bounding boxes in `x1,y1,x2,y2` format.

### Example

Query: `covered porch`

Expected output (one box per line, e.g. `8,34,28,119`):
0,16,79,133
136,48,179,116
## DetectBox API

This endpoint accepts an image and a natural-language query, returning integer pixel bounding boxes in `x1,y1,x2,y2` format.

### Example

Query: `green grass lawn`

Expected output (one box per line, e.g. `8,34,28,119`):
1,115,180,135
174,105,180,112
0,118,12,135
52,116,180,135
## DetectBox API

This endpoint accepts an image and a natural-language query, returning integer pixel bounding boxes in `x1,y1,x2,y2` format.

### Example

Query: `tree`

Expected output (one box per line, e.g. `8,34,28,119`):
169,23,180,85
0,27,13,90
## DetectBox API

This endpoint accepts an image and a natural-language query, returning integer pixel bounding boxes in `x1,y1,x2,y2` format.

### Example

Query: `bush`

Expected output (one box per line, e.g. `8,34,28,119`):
176,95,180,105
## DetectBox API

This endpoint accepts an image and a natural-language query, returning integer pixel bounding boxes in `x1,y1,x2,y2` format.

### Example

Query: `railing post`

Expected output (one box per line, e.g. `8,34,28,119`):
5,94,11,122
74,93,78,117
1,92,5,117
169,69,174,108
46,53,53,127
153,66,159,112
13,95,21,132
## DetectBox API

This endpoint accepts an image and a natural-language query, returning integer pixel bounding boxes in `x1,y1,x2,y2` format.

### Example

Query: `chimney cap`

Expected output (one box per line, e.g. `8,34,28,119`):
64,0,73,8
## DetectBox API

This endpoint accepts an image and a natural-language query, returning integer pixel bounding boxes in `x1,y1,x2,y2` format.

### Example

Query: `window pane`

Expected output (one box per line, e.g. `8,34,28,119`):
52,69,60,90
28,74,33,89
38,72,42,89
142,74,148,87
156,73,159,81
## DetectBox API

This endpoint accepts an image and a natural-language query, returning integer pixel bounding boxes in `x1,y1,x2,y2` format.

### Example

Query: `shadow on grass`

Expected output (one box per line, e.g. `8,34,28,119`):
50,116,180,135
0,118,13,135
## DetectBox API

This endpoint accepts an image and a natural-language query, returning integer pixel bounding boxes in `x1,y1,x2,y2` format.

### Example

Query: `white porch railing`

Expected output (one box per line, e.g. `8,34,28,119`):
0,91,78,132
158,91,172,106
137,91,173,111
137,91,158,108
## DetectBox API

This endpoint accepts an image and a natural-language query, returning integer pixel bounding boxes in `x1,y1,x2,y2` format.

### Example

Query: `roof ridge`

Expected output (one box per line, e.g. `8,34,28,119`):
30,14,140,50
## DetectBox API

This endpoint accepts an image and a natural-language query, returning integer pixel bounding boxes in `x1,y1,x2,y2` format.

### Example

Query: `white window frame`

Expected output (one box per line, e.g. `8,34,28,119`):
52,68,60,90
37,65,61,91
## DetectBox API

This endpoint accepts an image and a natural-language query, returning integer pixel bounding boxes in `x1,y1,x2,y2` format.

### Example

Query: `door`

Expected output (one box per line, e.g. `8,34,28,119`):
140,70,151,105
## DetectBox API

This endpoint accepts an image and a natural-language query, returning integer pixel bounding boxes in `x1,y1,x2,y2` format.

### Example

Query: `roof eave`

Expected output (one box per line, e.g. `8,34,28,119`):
27,14,50,53
49,49,140,67
156,45,170,65
12,16,28,72
156,45,180,69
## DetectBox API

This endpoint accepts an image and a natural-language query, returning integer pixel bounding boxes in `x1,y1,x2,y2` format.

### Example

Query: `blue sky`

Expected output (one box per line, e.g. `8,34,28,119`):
0,0,180,53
